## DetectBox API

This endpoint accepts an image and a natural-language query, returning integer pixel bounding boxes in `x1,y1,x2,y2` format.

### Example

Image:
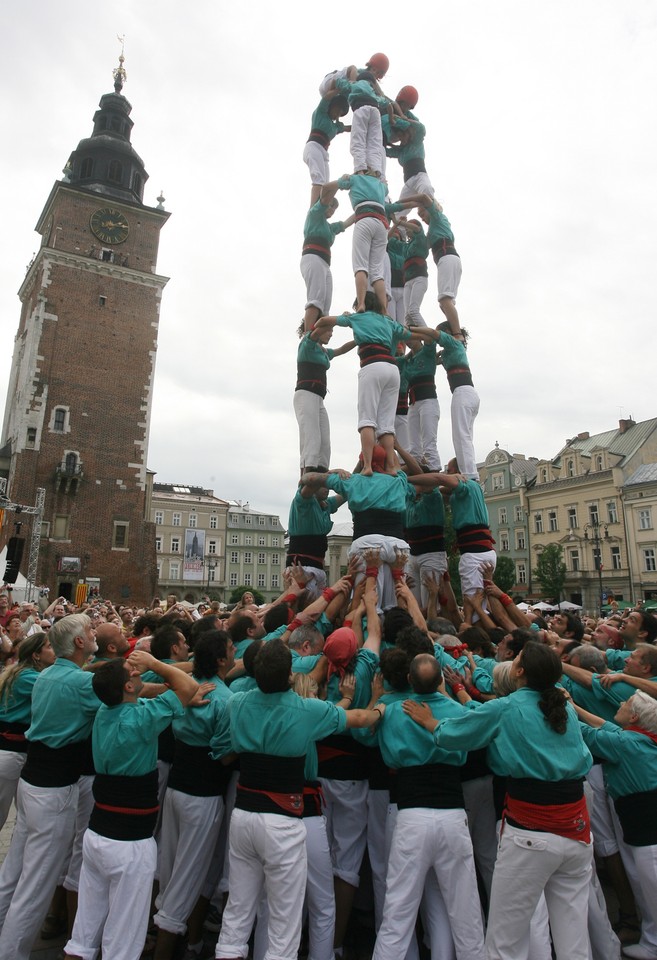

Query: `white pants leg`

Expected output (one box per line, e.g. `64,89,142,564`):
155,790,224,935
417,397,441,469
415,552,448,609
206,769,239,899
349,105,382,173
451,386,480,479
389,287,405,325
437,253,462,300
0,780,79,960
357,362,400,436
394,414,409,452
318,779,368,886
294,390,331,472
349,536,410,611
588,862,621,960
586,764,619,857
300,254,333,314
462,775,497,902
399,172,434,201
0,751,26,831
373,807,485,960
485,824,592,960
404,276,428,327
303,141,330,186
367,788,389,931
352,217,387,283
384,803,421,960
627,843,657,953
216,809,307,960
65,830,157,960
459,550,497,598
419,868,456,960
63,773,95,891
304,815,336,960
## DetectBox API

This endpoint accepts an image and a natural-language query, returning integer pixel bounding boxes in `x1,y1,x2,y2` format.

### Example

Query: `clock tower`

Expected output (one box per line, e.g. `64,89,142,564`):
0,56,170,602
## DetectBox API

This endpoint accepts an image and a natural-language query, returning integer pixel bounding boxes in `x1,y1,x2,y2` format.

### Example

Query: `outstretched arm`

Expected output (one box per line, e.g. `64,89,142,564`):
331,340,357,357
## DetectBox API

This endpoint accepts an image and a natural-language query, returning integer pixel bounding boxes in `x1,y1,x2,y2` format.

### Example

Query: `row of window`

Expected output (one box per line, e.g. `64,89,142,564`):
156,564,280,590
157,562,219,583
229,552,281,566
229,534,280,547
155,537,221,554
567,546,622,572
229,514,279,528
79,157,142,193
154,511,219,529
508,548,654,583
499,532,525,552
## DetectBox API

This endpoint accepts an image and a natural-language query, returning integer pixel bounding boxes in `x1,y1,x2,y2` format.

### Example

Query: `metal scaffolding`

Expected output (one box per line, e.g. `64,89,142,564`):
0,479,46,601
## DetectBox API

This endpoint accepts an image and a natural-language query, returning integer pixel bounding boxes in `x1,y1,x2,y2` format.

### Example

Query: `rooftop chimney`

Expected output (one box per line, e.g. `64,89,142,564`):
619,418,636,434
577,432,590,440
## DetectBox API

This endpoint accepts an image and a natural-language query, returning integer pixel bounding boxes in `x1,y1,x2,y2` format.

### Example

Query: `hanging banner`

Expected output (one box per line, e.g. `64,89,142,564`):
183,528,205,581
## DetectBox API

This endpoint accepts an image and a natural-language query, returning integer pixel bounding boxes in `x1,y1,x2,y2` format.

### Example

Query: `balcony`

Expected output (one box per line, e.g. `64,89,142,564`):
55,457,84,493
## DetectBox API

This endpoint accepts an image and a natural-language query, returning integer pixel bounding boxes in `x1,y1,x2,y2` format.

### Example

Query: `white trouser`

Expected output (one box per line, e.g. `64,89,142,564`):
588,862,621,960
372,806,486,960
437,253,462,300
0,780,79,960
216,809,307,960
403,275,428,327
400,171,434,200
319,68,348,97
420,868,456,960
63,772,95,890
462,775,497,901
494,818,552,960
64,829,156,960
206,769,239,900
155,790,224,935
451,385,480,479
350,104,383,172
407,551,448,609
382,250,391,300
352,216,387,282
294,390,331,472
408,397,441,470
254,813,335,960
586,764,619,857
389,287,404,324
0,751,26,830
485,823,593,960
384,803,421,960
303,141,330,185
459,550,497,598
284,565,326,602
357,362,400,436
610,803,657,953
394,414,409,452
367,788,389,930
300,253,333,314
349,535,410,612
319,778,368,887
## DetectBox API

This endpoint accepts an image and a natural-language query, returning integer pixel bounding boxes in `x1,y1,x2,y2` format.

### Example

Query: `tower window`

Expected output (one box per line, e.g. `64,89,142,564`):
53,408,67,432
80,158,94,178
132,172,142,196
98,296,107,306
110,116,122,133
101,250,114,263
112,522,129,549
108,160,123,183
26,428,37,447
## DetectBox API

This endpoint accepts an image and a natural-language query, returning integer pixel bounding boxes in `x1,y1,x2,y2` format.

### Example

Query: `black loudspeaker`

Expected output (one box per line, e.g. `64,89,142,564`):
4,537,25,584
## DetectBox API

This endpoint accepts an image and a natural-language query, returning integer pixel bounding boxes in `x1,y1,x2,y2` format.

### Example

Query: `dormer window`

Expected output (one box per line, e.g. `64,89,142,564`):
80,158,94,178
108,160,123,183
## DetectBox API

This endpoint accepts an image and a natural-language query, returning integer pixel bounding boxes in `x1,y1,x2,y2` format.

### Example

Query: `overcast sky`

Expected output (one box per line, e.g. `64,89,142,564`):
2,0,656,527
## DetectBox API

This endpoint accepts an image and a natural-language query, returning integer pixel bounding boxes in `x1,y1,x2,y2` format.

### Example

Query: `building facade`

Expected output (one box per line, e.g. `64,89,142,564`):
0,59,169,602
226,502,286,602
622,464,657,603
151,483,229,603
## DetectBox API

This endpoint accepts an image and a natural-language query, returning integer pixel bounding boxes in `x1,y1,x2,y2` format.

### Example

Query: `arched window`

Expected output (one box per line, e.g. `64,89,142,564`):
108,160,123,183
595,455,603,471
80,158,93,178
53,408,67,432
132,172,142,196
65,452,78,474
567,459,574,477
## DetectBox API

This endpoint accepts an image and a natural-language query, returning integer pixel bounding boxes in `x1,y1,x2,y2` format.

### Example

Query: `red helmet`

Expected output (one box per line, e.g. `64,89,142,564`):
366,52,389,76
397,85,419,109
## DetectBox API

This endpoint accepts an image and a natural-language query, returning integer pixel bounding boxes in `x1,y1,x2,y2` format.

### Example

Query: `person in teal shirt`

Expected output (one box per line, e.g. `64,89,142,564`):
303,94,349,207
334,72,389,176
386,226,406,324
403,219,429,326
64,651,197,960
300,195,354,332
406,339,441,470
418,195,462,333
405,486,447,609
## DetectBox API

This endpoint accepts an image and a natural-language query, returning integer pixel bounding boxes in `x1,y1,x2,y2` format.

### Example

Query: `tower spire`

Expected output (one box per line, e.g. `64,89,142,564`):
113,34,127,93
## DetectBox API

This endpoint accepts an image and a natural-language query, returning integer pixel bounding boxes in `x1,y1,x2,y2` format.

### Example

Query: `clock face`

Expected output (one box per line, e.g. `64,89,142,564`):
90,208,129,244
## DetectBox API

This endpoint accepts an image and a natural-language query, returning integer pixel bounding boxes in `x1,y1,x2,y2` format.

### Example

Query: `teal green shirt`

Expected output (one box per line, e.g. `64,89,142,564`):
326,470,410,515
560,675,620,724
379,692,468,768
434,688,592,780
309,98,346,144
0,668,40,725
92,690,184,776
27,658,100,747
407,342,438,385
302,200,345,247
234,624,287,661
605,650,631,671
291,650,322,675
228,676,258,694
590,672,657,711
336,311,411,351
172,675,232,748
288,489,339,537
297,333,334,370
580,723,657,799
405,487,445,529
437,330,470,372
326,648,379,709
406,227,429,261
386,120,426,166
450,479,490,530
336,174,405,217
225,688,347,755
426,203,455,247
335,77,387,110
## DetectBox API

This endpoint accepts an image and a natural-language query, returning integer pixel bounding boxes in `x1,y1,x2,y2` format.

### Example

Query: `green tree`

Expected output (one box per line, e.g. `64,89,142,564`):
229,585,266,605
533,544,567,601
493,555,516,594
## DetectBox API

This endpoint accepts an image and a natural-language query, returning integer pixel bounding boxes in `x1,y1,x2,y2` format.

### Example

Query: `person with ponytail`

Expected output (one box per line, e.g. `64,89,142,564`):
404,641,593,960
0,632,56,829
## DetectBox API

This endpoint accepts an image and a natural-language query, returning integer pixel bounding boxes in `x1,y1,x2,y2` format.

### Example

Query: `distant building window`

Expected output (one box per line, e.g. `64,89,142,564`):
171,537,180,553
589,504,599,525
541,468,548,483
132,172,142,195
259,536,266,546
516,531,526,550
172,513,181,527
569,549,580,572
244,515,252,525
549,510,558,532
593,548,602,571
170,561,180,580
244,552,252,565
245,536,252,546
492,474,504,491
498,507,507,524
52,515,70,539
596,455,603,471
208,540,217,555
113,522,129,549
210,515,218,529
108,159,123,183
53,407,67,432
258,574,266,588
272,537,279,548
514,506,523,522
607,501,618,524
230,514,238,525
639,509,652,530
534,513,543,534
272,575,280,589
230,551,238,563
98,296,107,307
611,546,621,570
188,514,197,528
26,427,37,447
258,553,266,565
230,534,238,545
101,249,114,263
516,563,527,584
80,158,94,178
567,459,574,477
244,574,252,586
500,534,509,552
258,516,266,526
229,573,238,587
272,554,279,566
568,507,578,529
643,549,656,573
154,511,163,524
208,567,216,582
155,537,162,552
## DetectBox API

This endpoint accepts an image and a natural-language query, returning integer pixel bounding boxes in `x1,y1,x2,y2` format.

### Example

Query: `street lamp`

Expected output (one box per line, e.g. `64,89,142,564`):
583,520,609,615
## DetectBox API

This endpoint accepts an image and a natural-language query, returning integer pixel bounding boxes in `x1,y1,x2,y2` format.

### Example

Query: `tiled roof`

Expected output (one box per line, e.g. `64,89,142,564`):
553,419,657,467
624,463,657,486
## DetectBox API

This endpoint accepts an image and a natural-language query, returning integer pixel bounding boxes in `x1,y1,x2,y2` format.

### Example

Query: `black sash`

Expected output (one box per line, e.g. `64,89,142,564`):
90,770,159,841
168,739,232,798
353,509,404,540
396,762,464,810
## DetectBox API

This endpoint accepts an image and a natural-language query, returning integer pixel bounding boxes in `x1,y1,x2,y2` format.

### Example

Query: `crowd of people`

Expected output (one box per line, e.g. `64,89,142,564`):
0,51,655,960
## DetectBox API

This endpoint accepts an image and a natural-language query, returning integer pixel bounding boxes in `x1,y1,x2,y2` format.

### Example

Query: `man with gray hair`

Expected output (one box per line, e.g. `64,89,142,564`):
0,613,100,960
289,623,326,674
